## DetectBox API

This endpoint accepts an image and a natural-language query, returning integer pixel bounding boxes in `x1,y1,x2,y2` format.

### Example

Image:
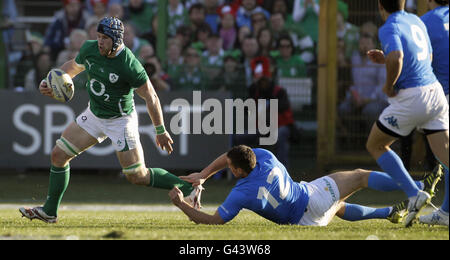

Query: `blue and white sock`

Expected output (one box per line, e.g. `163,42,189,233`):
341,203,392,221
377,150,420,198
368,171,424,192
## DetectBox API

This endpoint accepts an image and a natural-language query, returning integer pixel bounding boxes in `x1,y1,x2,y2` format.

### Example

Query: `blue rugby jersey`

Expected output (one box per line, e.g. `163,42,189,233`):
217,149,309,224
422,6,449,95
379,10,437,90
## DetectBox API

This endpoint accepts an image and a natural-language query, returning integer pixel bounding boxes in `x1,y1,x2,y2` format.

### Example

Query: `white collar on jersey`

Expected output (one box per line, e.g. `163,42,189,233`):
110,44,125,58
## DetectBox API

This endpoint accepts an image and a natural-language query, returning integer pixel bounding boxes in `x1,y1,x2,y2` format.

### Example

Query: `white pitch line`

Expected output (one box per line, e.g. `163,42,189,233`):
0,204,218,212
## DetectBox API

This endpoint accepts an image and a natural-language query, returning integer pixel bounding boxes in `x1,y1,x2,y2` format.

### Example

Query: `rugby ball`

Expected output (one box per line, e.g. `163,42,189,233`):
46,69,74,102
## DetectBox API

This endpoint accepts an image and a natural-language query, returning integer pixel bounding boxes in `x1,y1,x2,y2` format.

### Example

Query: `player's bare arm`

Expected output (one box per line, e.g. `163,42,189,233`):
383,50,404,97
135,80,174,154
169,186,225,225
180,153,228,186
39,59,85,98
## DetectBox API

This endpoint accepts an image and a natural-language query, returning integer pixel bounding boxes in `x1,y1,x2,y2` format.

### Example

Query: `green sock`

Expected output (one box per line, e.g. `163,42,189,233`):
148,168,194,196
42,165,70,217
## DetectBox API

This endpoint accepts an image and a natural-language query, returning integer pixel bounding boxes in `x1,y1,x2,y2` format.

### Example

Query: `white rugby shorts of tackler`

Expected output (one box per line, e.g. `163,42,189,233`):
298,176,341,226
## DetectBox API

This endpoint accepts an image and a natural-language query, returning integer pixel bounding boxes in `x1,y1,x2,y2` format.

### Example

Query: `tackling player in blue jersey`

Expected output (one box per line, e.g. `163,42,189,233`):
366,0,449,227
419,0,449,227
168,145,440,226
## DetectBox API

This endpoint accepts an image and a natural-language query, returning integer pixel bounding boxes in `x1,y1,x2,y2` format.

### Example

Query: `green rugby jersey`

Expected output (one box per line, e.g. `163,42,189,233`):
75,40,149,119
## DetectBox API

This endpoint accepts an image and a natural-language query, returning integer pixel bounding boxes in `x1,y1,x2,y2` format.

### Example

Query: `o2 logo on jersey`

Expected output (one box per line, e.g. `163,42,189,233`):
257,167,291,209
410,25,429,61
89,78,110,102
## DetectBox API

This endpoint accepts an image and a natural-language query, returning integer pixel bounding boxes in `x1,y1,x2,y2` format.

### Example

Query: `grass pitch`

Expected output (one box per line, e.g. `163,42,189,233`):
1,208,448,240
0,171,448,240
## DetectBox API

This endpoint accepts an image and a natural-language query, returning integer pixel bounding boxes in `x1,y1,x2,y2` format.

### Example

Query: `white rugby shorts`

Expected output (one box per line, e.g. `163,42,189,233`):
378,81,449,137
298,176,341,226
76,106,140,152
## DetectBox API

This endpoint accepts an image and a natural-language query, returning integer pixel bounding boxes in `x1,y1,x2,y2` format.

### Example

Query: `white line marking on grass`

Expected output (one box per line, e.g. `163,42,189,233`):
0,204,218,212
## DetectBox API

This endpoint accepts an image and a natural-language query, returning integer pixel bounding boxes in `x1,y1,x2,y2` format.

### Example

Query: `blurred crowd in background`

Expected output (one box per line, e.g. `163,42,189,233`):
2,0,429,170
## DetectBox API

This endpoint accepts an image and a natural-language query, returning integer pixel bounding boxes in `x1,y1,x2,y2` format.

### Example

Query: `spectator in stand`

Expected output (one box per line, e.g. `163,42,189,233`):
337,0,359,66
270,12,315,64
13,32,44,89
250,11,269,36
56,29,88,67
192,22,213,52
202,33,225,89
175,25,194,51
27,32,44,56
24,52,53,92
170,46,207,91
204,0,221,34
108,2,125,20
218,5,238,51
43,0,90,60
143,14,159,50
236,0,270,29
143,55,171,92
240,36,260,87
85,17,100,40
184,0,202,10
269,12,287,41
2,0,21,88
56,29,88,91
269,0,295,28
123,22,152,59
85,0,121,15
275,34,307,79
338,21,388,132
234,25,251,49
124,0,156,37
167,0,188,37
292,0,319,45
234,56,295,167
188,3,207,33
218,51,247,99
90,0,109,19
257,27,275,57
138,45,155,64
165,38,184,77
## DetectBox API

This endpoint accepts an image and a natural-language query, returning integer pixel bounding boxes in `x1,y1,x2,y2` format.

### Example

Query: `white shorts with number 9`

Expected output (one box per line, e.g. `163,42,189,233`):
378,82,449,137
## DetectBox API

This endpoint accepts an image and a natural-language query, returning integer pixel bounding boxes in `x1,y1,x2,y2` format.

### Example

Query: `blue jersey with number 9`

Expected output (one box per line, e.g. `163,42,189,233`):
379,10,437,90
217,149,309,224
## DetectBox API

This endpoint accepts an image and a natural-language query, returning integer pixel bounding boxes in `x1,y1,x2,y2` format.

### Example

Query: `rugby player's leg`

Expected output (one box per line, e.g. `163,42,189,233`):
330,170,402,222
426,130,449,170
43,122,98,216
366,123,420,198
117,146,195,197
426,130,449,213
336,202,393,222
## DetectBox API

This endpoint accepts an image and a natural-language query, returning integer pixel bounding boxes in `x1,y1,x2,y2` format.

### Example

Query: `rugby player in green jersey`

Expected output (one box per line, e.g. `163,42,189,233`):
19,17,203,223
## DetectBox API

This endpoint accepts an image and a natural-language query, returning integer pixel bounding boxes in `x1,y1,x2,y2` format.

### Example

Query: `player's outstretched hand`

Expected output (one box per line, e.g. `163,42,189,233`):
169,186,184,206
180,172,206,187
156,132,174,154
367,49,386,64
39,79,53,97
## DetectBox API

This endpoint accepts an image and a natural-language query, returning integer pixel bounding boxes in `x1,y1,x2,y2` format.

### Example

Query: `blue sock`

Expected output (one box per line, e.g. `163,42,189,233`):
342,203,392,221
368,171,424,192
377,150,420,198
441,168,449,213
